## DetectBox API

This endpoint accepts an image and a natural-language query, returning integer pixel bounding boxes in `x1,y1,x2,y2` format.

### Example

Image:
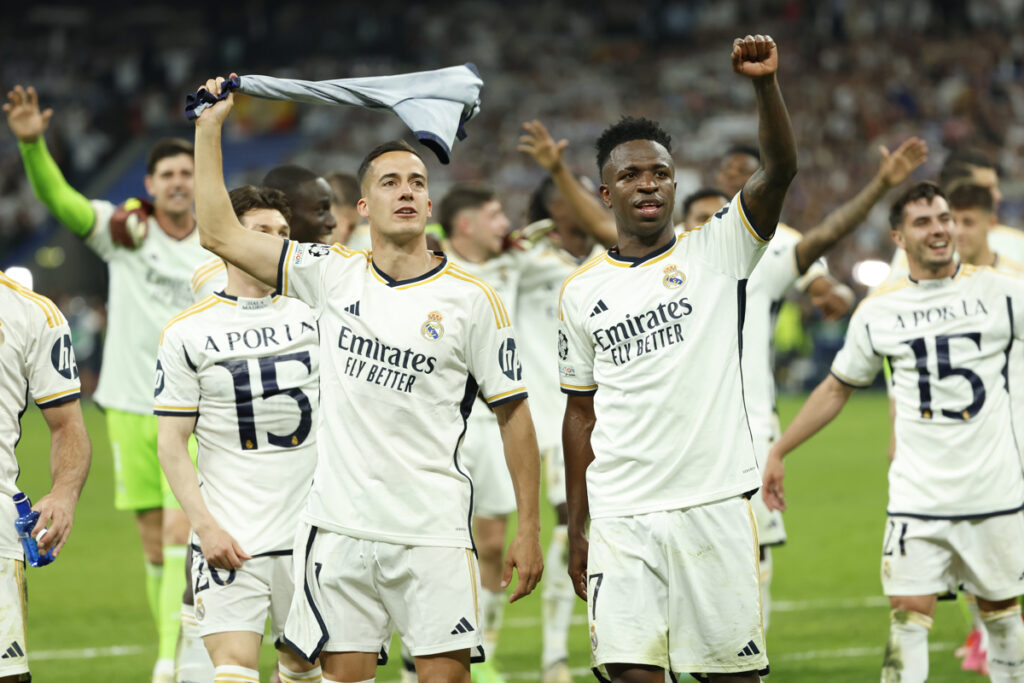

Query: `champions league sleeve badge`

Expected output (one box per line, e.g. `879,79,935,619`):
662,264,685,289
421,311,445,341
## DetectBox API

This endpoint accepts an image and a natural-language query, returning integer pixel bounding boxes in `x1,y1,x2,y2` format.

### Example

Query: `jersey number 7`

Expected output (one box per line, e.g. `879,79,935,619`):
215,351,313,450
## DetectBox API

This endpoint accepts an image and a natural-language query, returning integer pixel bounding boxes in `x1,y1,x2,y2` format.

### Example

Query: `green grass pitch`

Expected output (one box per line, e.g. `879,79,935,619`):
14,393,975,681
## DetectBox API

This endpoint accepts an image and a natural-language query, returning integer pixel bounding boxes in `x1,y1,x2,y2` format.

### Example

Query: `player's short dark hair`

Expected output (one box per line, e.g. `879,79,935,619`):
356,140,424,189
889,181,945,230
146,138,193,174
724,144,760,162
939,148,999,188
326,172,361,208
228,185,292,224
595,116,672,176
947,183,994,214
438,185,496,237
682,187,730,218
263,165,320,200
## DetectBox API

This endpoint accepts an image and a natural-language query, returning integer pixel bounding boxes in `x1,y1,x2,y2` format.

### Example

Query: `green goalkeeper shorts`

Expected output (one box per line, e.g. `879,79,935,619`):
107,408,197,511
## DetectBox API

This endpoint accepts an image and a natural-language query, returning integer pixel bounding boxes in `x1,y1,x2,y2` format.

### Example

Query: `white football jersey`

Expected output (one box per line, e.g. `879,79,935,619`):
743,225,827,455
278,242,527,548
155,292,319,555
558,192,767,518
989,224,1024,264
87,200,212,414
0,272,81,560
516,241,603,451
190,256,227,302
831,264,1024,518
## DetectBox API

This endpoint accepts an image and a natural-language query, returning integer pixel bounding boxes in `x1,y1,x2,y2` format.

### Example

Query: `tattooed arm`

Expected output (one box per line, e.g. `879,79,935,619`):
732,34,798,240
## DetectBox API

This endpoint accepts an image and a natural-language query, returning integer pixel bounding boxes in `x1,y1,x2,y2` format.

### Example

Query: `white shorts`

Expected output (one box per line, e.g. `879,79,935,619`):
191,547,294,641
543,445,566,507
749,489,786,547
880,511,1024,600
284,525,484,663
461,412,516,517
587,498,768,677
0,557,28,678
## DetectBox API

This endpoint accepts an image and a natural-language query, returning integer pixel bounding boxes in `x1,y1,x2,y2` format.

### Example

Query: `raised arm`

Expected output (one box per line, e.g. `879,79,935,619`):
157,414,250,569
761,374,855,511
795,138,928,273
518,120,617,248
192,75,285,286
562,393,596,601
493,398,544,603
32,399,91,557
732,35,798,239
4,85,96,237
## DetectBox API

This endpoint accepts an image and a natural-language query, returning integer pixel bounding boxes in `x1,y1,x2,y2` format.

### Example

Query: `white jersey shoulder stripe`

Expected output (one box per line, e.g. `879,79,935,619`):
190,258,225,294
0,273,63,328
159,295,221,343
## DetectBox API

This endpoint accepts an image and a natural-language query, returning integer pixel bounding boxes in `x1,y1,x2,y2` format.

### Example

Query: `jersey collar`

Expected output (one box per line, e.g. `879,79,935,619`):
605,235,677,268
907,263,962,288
214,290,278,308
370,252,448,288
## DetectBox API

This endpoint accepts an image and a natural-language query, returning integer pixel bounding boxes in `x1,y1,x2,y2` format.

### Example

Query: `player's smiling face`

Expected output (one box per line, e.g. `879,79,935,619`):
359,151,432,241
600,139,676,239
894,197,955,272
239,208,289,240
952,206,993,264
289,178,336,244
145,153,194,217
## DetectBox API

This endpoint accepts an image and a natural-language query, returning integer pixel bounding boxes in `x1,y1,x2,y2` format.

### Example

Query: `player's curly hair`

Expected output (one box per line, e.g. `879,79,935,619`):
889,181,945,230
595,117,672,177
229,185,292,225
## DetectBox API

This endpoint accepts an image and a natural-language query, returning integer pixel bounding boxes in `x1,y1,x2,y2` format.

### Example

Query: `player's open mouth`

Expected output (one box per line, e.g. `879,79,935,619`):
635,201,663,218
928,240,948,251
394,207,417,216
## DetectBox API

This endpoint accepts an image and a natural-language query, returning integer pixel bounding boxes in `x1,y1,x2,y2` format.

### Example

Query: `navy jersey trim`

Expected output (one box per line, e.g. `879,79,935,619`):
154,409,199,417
371,252,448,287
275,240,290,295
829,370,871,388
605,235,676,267
736,279,757,451
36,391,81,408
454,374,479,554
560,386,598,397
280,525,329,663
908,263,960,285
738,190,772,241
887,502,1024,521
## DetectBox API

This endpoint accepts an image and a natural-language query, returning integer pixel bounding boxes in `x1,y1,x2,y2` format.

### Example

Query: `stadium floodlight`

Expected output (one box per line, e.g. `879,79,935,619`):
6,266,34,291
851,259,890,287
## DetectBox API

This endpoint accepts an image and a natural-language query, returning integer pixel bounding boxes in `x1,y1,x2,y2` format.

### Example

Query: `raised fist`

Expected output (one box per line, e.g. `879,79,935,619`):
731,35,778,79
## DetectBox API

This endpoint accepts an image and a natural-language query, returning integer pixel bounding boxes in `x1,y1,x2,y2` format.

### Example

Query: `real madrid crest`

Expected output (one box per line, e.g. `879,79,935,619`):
662,264,685,289
421,310,445,341
195,596,205,620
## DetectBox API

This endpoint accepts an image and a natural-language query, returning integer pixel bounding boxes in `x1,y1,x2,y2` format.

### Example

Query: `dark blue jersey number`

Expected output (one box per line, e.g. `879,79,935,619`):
901,332,985,420
215,351,313,450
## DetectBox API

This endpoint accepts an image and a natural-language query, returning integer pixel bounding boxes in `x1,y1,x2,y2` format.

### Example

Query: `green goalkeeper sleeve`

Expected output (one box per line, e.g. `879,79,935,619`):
18,138,95,237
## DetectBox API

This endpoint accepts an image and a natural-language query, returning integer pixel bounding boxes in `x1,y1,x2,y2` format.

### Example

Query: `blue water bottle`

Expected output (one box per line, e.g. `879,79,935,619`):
13,492,54,567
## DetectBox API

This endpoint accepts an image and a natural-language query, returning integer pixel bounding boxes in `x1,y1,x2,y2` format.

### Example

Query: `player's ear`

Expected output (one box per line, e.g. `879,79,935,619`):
357,197,370,219
143,174,155,198
599,184,612,209
891,229,904,250
426,199,432,219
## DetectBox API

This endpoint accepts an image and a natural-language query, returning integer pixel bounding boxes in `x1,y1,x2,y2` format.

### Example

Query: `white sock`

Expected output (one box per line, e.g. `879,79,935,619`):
481,588,506,659
759,546,773,632
214,664,260,682
880,610,931,683
982,605,1024,681
279,663,323,682
541,525,574,668
175,603,215,682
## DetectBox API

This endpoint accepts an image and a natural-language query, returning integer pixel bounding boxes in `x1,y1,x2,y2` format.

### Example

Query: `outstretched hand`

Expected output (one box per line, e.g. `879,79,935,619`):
518,120,569,173
3,85,53,143
878,137,929,188
192,74,238,127
731,35,778,79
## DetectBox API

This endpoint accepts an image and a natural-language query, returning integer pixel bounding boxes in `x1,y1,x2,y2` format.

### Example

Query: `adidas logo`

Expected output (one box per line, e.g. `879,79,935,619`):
589,299,609,317
344,301,361,316
737,640,761,657
450,617,475,635
0,641,23,659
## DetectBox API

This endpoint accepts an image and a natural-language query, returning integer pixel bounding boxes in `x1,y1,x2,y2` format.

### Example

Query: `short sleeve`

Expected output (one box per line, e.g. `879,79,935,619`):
689,192,769,279
27,307,81,408
84,200,118,262
277,240,337,315
830,306,882,387
557,283,596,396
153,326,199,417
464,287,528,408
